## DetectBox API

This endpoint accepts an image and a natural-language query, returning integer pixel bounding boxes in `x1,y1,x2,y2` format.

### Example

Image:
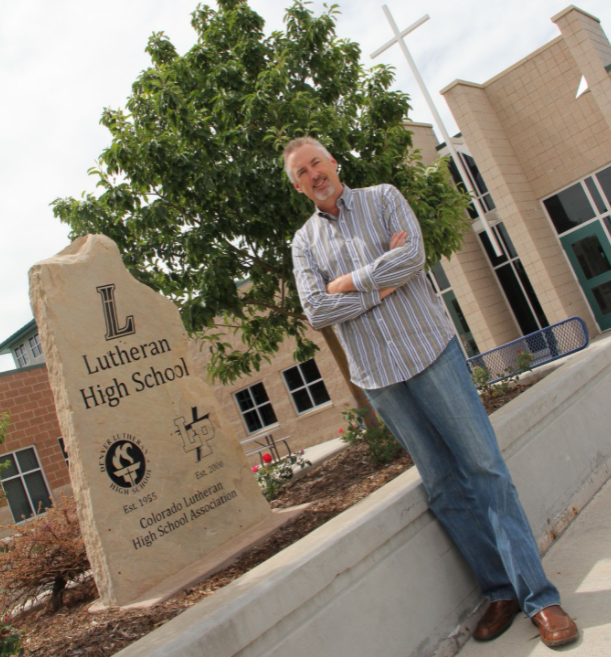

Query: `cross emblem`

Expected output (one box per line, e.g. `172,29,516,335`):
174,407,216,462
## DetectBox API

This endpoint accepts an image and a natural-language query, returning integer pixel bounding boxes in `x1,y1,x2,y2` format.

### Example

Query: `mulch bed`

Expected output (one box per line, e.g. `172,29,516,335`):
480,383,533,415
13,383,532,656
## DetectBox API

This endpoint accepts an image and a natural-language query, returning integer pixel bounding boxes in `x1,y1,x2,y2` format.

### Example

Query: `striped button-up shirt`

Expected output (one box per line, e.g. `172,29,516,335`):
292,184,454,389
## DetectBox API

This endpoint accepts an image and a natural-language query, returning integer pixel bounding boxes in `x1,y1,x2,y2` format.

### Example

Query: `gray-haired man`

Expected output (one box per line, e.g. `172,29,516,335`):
284,136,578,648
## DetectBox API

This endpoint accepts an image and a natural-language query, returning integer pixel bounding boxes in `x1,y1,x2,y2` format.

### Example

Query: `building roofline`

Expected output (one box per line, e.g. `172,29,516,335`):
482,35,565,86
551,5,600,24
441,36,565,94
440,6,603,97
439,79,483,95
0,319,37,355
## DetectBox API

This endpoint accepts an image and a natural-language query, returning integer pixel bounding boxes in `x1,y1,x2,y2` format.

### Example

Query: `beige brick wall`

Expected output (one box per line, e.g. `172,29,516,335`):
189,324,355,466
482,35,611,199
440,8,609,338
441,232,519,353
409,126,523,353
553,6,611,133
404,121,440,165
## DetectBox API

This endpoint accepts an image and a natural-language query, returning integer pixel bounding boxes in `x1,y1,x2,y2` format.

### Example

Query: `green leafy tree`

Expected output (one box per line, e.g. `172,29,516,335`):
52,0,470,413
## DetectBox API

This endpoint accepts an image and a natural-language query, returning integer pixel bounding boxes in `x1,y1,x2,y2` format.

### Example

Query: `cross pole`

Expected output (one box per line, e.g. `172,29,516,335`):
371,5,502,256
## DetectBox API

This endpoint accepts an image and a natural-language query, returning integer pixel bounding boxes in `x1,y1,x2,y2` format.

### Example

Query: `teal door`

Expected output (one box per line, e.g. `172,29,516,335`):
560,221,611,330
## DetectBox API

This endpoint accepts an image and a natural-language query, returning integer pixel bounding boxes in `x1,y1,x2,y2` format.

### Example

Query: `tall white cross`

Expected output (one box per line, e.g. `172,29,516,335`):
371,5,502,256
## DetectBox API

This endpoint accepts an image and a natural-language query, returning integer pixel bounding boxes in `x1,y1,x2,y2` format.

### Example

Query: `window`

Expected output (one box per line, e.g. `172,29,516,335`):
14,344,30,368
479,223,549,335
235,383,278,434
427,262,479,357
430,261,451,291
448,151,496,219
29,334,43,358
282,359,331,414
459,152,496,214
0,447,52,522
543,166,611,236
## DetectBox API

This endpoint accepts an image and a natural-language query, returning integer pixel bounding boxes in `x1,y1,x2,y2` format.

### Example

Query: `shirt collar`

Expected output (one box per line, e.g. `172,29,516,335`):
315,184,353,221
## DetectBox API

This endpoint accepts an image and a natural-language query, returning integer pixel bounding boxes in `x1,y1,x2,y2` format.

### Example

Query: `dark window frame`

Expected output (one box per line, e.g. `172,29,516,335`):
0,446,52,523
479,223,548,334
29,334,43,359
234,382,278,435
282,359,331,415
14,343,30,368
542,166,611,237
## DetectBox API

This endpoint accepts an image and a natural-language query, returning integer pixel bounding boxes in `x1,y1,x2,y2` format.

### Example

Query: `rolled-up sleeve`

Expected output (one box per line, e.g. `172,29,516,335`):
292,232,380,330
351,185,425,292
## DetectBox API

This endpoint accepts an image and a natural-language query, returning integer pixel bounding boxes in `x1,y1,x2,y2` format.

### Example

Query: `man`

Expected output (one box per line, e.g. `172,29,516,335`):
284,136,578,649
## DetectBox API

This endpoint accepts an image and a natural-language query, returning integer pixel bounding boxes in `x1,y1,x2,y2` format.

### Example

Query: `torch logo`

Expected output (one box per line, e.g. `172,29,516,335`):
105,441,146,488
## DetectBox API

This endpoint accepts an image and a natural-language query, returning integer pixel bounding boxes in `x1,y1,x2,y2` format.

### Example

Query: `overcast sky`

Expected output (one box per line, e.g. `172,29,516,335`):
1,0,610,371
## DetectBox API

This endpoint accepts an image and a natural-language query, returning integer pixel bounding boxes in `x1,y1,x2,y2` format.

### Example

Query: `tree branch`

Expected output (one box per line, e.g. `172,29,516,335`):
220,238,282,276
242,298,307,321
213,322,242,329
149,190,283,276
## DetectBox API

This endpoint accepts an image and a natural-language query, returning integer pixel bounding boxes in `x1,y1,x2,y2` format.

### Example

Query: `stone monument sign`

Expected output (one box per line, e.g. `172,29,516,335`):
29,235,274,607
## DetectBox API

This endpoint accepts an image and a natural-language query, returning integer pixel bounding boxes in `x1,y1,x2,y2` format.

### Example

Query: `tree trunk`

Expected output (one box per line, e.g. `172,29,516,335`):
51,575,66,612
320,326,378,430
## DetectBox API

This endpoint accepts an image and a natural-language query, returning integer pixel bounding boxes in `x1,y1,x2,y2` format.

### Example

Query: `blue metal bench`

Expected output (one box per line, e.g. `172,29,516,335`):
466,317,589,384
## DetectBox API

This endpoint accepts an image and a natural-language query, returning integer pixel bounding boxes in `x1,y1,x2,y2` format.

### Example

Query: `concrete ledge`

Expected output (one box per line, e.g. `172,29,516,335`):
116,341,611,657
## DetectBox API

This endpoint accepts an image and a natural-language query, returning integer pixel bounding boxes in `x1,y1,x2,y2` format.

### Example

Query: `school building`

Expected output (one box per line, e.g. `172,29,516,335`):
409,5,611,356
0,4,609,523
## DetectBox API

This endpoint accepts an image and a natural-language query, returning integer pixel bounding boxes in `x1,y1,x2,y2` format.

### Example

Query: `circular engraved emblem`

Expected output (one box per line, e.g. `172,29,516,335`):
106,441,146,488
99,434,151,494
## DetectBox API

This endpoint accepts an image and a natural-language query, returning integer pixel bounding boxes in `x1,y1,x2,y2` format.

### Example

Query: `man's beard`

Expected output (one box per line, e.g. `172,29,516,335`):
313,178,336,201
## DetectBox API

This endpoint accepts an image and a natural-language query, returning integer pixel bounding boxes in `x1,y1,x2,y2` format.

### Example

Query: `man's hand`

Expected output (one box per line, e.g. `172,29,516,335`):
379,287,397,299
389,231,407,250
326,231,407,294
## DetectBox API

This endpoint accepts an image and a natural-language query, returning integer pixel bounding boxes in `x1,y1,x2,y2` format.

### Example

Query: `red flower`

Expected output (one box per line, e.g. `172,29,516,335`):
338,428,343,434
517,350,522,354
251,465,260,473
262,453,273,464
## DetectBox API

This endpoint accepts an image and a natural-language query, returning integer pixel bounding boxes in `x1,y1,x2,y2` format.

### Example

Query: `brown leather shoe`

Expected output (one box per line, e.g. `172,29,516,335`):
531,605,579,648
473,599,521,641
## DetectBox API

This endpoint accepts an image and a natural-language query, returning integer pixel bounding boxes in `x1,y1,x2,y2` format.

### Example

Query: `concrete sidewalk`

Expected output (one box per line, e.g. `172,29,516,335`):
457,476,611,657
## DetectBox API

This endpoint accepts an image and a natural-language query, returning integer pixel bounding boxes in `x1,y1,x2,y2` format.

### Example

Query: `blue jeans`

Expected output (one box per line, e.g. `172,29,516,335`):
364,337,559,616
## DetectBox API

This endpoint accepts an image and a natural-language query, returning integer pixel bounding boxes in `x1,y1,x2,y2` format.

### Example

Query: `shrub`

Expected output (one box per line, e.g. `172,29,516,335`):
340,407,402,464
471,350,533,402
0,495,90,614
0,619,24,656
252,452,311,501
471,365,495,401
